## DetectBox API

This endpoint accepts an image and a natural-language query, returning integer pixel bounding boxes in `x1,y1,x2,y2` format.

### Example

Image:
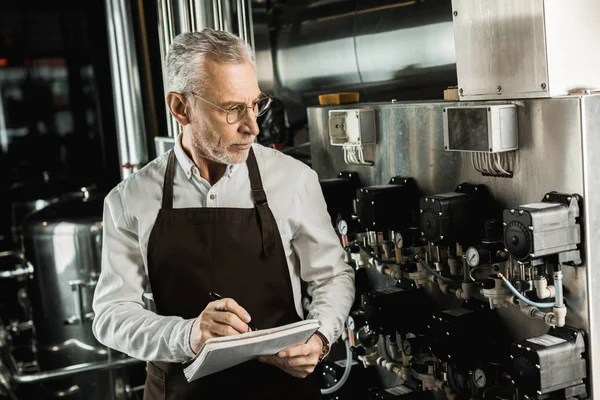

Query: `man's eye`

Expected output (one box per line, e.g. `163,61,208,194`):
229,104,245,113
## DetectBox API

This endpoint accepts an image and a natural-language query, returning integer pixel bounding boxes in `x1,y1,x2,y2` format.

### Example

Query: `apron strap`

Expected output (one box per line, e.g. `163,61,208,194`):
246,148,276,257
162,150,176,209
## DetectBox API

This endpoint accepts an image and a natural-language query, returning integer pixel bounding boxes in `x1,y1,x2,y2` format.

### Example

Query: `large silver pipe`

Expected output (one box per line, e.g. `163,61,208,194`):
191,0,217,31
236,0,255,50
12,358,143,385
157,0,180,138
260,0,457,104
174,0,192,33
105,0,149,179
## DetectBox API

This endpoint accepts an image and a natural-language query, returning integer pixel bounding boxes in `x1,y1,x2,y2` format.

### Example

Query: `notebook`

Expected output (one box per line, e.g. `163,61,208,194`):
183,319,321,382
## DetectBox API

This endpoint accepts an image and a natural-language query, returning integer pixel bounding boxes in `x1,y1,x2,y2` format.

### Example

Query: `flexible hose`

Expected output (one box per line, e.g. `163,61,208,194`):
357,243,396,265
417,257,454,283
321,339,352,395
498,273,555,308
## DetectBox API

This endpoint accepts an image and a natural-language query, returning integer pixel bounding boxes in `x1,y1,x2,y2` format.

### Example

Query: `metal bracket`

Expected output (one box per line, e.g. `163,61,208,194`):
64,279,98,325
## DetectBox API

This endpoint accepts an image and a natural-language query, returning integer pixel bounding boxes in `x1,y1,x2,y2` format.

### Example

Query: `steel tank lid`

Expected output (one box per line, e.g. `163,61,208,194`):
22,193,105,235
6,176,95,202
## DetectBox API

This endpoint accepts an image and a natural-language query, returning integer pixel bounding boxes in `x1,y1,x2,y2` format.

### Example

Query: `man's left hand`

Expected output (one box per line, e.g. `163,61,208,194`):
258,334,323,378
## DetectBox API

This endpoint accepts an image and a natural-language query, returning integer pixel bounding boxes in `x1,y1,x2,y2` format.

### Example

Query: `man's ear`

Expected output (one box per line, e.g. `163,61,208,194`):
166,92,191,126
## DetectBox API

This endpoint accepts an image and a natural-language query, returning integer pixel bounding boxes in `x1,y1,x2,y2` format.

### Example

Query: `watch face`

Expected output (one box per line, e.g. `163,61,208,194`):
465,247,480,267
338,219,348,235
394,232,404,249
473,368,487,389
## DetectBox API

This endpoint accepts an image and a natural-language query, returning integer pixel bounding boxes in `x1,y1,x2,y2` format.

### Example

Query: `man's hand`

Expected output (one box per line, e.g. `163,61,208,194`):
189,298,252,354
258,334,323,378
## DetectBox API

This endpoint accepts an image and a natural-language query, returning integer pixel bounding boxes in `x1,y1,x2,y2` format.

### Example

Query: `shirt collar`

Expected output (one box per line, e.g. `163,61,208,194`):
173,133,238,180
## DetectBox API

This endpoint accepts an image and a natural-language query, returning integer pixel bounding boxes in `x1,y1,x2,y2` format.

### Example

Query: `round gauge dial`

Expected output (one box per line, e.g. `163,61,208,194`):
402,339,412,356
473,368,487,389
394,232,404,249
465,246,481,267
337,219,348,235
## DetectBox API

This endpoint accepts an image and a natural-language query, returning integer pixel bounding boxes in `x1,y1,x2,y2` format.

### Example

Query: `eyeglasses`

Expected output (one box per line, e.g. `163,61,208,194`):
188,92,272,124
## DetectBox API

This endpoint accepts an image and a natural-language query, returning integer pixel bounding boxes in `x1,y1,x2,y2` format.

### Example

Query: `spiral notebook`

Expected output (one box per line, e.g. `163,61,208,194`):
183,319,321,382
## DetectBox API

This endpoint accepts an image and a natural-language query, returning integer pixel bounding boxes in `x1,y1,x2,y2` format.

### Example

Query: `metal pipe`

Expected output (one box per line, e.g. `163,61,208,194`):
0,264,33,279
236,0,254,49
174,0,192,33
157,0,179,139
105,0,149,179
215,0,224,30
125,384,145,396
554,270,564,306
12,358,143,384
220,0,233,32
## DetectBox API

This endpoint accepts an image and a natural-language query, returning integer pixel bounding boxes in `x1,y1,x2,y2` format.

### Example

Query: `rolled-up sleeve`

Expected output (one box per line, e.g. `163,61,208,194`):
92,187,196,363
291,169,355,344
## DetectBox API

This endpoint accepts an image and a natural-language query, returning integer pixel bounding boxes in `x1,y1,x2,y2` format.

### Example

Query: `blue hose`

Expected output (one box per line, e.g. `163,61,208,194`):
500,275,555,309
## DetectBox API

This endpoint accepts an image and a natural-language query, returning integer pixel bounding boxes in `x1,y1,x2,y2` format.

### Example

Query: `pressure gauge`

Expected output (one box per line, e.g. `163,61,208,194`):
402,339,413,356
337,219,349,235
394,232,404,249
465,246,481,267
473,368,487,389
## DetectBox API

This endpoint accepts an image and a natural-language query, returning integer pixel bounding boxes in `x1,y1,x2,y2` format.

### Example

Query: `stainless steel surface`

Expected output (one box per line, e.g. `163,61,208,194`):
580,94,600,399
22,199,103,363
308,97,590,345
11,357,143,385
105,0,149,179
266,0,456,105
15,195,145,399
452,0,600,100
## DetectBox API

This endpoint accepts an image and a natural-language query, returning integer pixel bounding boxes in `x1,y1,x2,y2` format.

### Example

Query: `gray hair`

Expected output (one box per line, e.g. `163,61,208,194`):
165,29,255,95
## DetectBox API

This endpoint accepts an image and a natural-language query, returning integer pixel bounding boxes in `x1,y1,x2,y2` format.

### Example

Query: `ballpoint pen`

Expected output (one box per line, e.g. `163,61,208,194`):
209,292,258,331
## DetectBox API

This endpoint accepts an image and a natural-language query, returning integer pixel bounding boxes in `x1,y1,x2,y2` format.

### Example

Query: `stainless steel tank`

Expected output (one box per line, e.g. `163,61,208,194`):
18,194,144,399
256,0,457,105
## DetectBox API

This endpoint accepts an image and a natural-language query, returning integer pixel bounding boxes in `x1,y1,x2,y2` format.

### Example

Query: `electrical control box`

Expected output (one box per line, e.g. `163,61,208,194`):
328,108,376,146
443,105,518,153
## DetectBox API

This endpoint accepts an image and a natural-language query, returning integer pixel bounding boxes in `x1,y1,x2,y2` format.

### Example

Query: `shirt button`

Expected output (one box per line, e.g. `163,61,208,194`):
210,194,216,200
193,168,198,175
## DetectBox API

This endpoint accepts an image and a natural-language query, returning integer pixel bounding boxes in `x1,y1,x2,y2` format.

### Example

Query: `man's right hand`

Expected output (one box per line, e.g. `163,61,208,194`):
189,298,253,354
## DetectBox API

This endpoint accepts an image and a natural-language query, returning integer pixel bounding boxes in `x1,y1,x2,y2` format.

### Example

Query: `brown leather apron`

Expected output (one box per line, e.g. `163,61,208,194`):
143,148,321,400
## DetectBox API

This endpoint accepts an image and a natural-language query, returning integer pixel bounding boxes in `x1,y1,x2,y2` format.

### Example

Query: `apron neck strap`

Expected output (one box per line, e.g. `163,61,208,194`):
246,147,268,206
246,147,275,256
162,150,177,209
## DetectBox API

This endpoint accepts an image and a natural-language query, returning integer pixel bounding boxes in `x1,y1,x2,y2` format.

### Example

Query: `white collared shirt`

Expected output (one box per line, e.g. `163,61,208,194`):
91,136,355,363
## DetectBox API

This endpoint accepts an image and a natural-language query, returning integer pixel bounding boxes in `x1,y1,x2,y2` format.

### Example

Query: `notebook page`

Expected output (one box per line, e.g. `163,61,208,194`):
184,320,320,381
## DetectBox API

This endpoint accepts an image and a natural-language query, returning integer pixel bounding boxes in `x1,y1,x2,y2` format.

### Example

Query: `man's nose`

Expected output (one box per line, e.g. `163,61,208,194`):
239,108,260,136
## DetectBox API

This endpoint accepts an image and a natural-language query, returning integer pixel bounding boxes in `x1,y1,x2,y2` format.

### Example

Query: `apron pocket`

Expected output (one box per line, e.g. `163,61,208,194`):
144,362,166,400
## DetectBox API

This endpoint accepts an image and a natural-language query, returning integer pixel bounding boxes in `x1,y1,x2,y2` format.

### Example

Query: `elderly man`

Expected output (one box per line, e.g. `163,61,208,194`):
92,29,355,399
